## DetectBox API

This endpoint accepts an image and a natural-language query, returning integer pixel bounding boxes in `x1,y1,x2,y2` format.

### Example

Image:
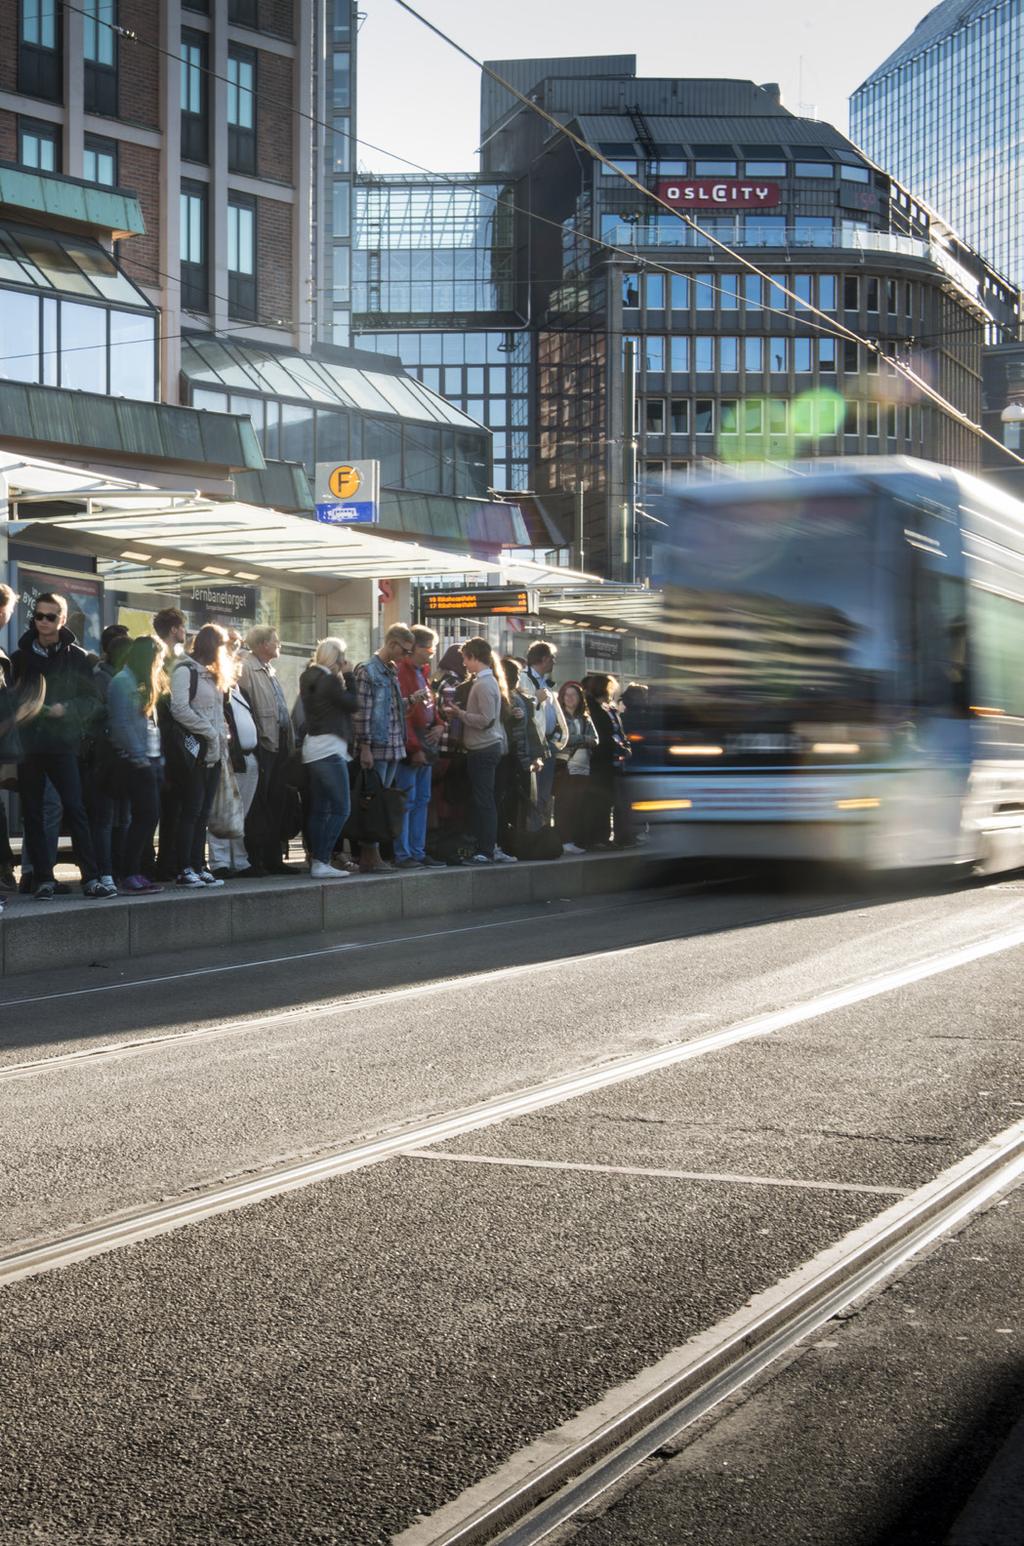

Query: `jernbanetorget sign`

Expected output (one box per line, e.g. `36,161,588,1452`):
655,179,781,208
314,459,380,525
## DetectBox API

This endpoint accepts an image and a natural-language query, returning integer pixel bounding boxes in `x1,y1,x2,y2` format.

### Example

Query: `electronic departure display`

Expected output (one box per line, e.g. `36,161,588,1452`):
423,588,537,616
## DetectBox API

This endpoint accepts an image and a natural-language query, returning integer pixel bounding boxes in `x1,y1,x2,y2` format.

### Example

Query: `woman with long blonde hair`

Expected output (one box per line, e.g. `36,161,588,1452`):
299,636,358,879
107,636,167,893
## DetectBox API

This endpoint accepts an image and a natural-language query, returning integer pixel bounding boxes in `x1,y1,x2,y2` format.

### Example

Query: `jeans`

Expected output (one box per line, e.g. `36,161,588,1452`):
466,742,503,858
19,776,61,877
122,761,162,878
305,755,351,864
176,757,221,875
394,761,432,862
18,752,98,886
86,772,129,879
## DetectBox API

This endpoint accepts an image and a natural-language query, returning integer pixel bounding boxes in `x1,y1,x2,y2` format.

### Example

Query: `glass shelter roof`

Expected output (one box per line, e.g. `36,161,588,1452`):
0,221,153,309
182,337,482,430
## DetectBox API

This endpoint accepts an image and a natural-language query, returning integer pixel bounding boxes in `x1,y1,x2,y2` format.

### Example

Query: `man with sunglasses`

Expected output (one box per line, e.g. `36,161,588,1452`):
11,592,113,900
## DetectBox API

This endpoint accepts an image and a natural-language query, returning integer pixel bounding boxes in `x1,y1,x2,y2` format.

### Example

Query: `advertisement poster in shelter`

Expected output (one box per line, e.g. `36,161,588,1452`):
17,567,102,656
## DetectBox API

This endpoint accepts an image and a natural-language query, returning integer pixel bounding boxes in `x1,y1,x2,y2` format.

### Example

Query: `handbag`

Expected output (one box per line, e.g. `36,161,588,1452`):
207,753,244,839
347,764,406,845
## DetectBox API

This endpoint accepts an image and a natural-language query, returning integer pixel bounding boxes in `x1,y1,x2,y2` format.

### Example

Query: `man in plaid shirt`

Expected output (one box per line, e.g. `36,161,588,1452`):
352,623,418,873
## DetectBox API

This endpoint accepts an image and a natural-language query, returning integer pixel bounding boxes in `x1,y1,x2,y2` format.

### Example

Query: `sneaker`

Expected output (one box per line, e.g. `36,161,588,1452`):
83,879,117,899
34,881,56,901
176,869,204,888
562,843,586,856
122,875,164,894
492,848,518,864
310,859,349,879
464,853,493,865
420,855,447,868
197,869,225,888
99,874,116,890
211,867,231,880
396,858,423,869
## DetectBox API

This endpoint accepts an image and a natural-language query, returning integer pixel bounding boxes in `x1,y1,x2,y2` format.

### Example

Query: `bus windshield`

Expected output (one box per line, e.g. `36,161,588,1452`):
652,491,891,723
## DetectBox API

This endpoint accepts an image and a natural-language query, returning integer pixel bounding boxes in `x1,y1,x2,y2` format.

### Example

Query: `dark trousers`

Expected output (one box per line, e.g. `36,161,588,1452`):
246,741,288,870
18,751,98,886
554,764,590,847
122,761,162,878
466,742,503,858
0,794,13,870
156,779,182,879
175,758,220,876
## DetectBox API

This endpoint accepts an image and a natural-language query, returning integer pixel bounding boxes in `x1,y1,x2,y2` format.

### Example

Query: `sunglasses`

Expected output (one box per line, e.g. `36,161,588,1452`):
33,611,60,623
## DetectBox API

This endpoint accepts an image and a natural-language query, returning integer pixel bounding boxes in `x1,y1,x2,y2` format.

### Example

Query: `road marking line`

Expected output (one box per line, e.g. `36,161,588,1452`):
3,921,1024,1285
403,1149,910,1197
392,1123,1024,1546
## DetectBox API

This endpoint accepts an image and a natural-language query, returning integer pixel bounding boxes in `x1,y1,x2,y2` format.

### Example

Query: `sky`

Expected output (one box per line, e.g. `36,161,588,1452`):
356,0,935,175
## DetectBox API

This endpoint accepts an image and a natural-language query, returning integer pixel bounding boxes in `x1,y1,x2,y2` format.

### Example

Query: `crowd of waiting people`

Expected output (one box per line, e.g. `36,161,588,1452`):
0,580,645,910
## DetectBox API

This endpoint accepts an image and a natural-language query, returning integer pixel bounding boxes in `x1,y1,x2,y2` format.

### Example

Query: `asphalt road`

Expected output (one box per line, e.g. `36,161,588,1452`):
1,868,1021,1544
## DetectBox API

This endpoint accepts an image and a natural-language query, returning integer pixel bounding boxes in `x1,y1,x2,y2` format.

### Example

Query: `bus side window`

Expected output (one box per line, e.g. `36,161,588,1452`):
910,549,968,714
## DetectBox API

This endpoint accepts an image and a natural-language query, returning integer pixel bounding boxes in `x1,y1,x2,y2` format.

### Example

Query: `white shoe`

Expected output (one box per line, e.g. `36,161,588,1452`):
197,868,225,888
99,873,116,890
492,848,518,864
311,859,349,879
562,843,586,856
464,853,492,865
176,869,204,887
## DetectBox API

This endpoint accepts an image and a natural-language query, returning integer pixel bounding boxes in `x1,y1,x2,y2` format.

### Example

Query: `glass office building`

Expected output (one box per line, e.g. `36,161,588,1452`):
851,0,1024,290
353,176,530,496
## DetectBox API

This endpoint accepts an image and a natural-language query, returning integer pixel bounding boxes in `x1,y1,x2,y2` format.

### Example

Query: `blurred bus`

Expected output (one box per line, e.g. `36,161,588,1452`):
627,460,1024,873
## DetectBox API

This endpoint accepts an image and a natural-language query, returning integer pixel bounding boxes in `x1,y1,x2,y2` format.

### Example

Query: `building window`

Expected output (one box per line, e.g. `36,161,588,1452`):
793,216,832,247
793,337,813,373
695,337,714,373
840,164,870,183
844,400,860,436
84,0,117,115
670,336,689,373
19,0,60,101
843,275,859,310
745,215,785,247
793,275,812,311
644,399,665,435
745,160,785,177
645,273,664,310
720,274,739,310
886,279,898,315
227,197,256,320
719,336,739,372
720,400,739,434
695,274,714,310
744,399,764,434
695,159,736,175
865,277,879,313
18,117,60,172
642,336,665,373
180,29,208,163
227,46,256,175
866,402,879,438
819,338,836,372
83,135,117,186
180,180,208,311
744,274,762,309
819,275,837,311
744,336,763,372
332,50,350,109
622,273,639,309
694,399,714,434
768,275,787,311
670,399,688,435
885,403,897,439
228,0,258,22
769,337,788,372
669,274,689,310
768,400,788,435
794,161,833,177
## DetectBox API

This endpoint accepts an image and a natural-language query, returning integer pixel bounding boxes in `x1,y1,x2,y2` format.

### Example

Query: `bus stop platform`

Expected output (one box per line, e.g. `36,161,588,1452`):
0,850,672,980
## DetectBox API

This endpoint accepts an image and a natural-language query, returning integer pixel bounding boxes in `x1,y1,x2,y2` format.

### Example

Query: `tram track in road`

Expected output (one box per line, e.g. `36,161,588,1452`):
3,917,1024,1288
394,1125,1024,1546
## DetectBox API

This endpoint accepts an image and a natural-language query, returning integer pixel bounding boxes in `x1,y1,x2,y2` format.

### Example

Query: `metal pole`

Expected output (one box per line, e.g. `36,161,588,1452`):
574,482,585,572
622,339,637,582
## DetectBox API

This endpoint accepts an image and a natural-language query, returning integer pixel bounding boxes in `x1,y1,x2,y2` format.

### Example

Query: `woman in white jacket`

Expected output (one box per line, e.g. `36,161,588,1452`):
169,623,231,887
441,637,516,865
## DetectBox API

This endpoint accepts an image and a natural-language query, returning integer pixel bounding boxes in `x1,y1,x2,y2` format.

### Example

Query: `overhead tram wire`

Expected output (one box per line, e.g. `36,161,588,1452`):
389,0,1024,472
46,1,1024,470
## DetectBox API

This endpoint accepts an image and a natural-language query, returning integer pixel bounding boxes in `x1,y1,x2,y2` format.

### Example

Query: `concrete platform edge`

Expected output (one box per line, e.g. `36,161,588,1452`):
0,853,672,980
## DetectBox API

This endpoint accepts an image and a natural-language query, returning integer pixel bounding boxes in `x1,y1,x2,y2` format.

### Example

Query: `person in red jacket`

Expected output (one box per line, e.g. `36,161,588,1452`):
394,625,445,868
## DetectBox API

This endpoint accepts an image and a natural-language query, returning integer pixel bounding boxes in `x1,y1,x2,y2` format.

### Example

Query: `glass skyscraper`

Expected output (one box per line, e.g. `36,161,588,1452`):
851,0,1024,289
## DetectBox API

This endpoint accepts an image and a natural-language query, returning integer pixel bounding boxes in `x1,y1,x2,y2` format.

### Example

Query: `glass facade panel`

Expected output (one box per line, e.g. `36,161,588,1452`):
109,309,155,399
744,336,763,371
60,301,108,393
0,289,39,381
670,336,689,372
670,274,689,309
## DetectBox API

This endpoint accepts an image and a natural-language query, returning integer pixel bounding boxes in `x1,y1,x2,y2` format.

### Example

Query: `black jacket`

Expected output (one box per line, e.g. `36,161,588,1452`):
299,665,358,745
11,625,100,755
585,693,630,773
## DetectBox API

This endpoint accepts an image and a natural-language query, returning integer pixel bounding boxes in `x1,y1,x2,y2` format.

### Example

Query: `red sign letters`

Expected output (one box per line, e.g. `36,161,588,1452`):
654,180,781,209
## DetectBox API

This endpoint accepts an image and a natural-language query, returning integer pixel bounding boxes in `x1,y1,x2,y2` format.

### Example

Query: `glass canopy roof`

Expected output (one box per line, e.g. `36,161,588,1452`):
0,221,153,309
182,336,482,430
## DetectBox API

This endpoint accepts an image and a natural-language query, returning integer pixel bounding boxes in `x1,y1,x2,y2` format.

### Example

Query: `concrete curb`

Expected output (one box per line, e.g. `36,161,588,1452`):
0,853,672,980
